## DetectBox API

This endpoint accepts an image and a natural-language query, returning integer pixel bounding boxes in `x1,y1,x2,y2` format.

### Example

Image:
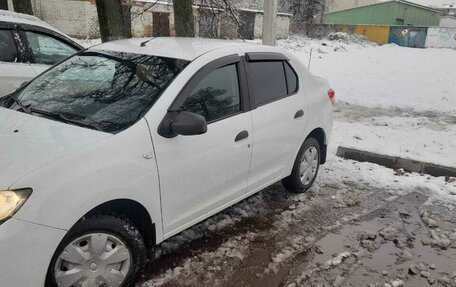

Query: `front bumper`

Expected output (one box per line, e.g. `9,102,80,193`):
0,218,67,286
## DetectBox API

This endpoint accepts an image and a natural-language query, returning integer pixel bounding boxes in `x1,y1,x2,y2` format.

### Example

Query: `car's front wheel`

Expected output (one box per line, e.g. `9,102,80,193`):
46,215,146,287
282,137,321,193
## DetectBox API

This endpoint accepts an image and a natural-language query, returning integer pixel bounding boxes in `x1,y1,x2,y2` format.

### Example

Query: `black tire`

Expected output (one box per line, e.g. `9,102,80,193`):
45,215,146,287
282,137,321,193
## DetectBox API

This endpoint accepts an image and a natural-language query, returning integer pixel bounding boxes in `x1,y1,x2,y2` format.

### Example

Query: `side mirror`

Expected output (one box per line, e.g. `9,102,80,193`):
158,111,207,138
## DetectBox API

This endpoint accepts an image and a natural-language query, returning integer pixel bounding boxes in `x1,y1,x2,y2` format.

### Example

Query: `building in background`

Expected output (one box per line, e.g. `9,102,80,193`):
323,0,441,26
0,0,292,39
325,0,379,13
438,4,456,26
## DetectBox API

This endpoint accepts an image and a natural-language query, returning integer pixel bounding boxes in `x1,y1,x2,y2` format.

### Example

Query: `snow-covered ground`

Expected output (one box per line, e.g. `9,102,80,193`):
277,34,456,167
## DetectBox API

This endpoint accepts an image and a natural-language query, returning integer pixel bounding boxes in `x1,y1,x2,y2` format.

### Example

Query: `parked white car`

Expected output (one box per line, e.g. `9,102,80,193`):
0,37,334,287
0,10,82,97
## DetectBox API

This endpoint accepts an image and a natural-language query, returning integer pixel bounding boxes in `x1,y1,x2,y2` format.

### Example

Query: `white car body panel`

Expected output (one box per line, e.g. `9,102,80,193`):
0,218,67,286
153,112,253,236
30,63,50,75
0,38,333,286
9,119,163,242
0,61,38,97
0,107,110,188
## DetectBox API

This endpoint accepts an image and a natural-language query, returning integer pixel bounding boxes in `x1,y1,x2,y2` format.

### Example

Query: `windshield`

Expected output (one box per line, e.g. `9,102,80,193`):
2,51,189,133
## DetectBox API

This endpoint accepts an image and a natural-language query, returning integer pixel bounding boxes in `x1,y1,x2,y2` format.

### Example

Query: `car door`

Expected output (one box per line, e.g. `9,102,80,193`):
244,53,307,191
151,55,253,236
23,30,79,75
0,29,36,97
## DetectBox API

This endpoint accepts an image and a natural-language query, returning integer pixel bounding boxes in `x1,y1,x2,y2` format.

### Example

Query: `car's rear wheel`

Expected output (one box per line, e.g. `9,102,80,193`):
45,215,146,287
282,137,321,193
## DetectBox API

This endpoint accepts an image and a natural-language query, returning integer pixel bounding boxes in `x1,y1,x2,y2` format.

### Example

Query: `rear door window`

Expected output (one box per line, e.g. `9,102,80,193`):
25,31,77,65
248,61,287,106
0,29,18,63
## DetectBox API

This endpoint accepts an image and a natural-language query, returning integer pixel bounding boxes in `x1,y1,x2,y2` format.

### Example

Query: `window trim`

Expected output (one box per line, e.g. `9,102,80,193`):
167,54,249,125
18,23,83,50
245,52,289,62
0,28,20,63
283,61,300,96
243,56,301,110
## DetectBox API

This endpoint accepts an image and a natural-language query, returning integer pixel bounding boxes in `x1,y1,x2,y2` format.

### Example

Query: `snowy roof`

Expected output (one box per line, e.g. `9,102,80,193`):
379,0,456,9
90,37,274,61
0,10,60,32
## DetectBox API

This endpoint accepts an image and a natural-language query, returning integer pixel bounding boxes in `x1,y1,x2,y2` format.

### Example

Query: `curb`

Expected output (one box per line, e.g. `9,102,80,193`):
336,146,456,178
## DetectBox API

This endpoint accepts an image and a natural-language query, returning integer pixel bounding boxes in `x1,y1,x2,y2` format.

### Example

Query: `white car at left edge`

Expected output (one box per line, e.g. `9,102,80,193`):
0,10,83,97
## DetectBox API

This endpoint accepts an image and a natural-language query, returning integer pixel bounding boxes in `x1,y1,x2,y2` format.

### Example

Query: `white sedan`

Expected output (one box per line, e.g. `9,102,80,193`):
0,37,333,287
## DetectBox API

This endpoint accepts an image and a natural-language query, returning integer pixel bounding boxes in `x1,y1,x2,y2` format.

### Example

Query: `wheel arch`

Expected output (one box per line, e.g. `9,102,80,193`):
306,128,327,164
82,199,156,248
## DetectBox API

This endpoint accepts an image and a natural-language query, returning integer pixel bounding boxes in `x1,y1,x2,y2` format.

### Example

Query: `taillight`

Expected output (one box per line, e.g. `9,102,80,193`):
328,88,335,104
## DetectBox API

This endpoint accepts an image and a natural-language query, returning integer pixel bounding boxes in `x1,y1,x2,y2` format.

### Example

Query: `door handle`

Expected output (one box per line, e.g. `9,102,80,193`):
235,130,249,142
294,110,304,119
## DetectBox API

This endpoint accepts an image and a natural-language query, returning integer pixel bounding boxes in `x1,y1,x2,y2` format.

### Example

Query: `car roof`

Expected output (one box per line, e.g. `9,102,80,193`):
90,37,282,61
0,10,60,33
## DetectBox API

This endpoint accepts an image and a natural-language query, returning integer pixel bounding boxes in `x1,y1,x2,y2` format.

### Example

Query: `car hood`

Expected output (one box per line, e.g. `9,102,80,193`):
0,108,111,188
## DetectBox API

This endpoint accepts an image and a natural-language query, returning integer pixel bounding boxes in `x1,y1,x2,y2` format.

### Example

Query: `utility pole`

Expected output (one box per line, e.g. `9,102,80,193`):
320,0,327,24
262,0,278,46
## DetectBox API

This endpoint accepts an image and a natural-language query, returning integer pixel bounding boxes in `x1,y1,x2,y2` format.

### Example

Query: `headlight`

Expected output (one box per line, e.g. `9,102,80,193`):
0,189,32,224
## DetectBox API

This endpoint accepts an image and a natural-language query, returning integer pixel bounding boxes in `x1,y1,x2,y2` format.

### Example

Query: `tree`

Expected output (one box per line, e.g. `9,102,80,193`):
95,0,131,42
291,0,324,24
12,0,33,15
173,0,195,37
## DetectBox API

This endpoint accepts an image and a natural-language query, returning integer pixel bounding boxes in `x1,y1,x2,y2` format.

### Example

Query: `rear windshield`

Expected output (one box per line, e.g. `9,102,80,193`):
2,50,189,133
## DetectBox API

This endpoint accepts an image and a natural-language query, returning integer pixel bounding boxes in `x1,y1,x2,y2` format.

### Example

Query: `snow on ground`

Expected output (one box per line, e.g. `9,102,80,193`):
332,105,456,167
277,34,456,167
280,35,456,114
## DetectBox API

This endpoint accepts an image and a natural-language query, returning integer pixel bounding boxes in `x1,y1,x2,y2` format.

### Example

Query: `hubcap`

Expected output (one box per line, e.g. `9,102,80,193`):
54,233,131,287
299,146,319,185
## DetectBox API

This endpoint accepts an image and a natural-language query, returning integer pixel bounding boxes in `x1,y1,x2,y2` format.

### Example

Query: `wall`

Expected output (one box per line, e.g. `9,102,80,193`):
25,1,290,40
293,23,390,44
33,0,100,38
425,27,456,48
388,26,427,48
324,2,397,25
394,1,441,26
254,13,291,39
295,24,456,49
131,2,175,38
323,1,441,26
354,25,390,44
440,16,456,27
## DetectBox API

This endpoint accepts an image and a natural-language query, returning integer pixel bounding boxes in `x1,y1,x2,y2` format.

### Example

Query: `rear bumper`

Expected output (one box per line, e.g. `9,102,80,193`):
0,218,67,286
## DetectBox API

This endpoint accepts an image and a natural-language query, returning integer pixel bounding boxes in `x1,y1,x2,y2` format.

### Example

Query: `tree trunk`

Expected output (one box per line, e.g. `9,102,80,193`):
173,0,195,37
95,0,131,43
12,0,33,15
